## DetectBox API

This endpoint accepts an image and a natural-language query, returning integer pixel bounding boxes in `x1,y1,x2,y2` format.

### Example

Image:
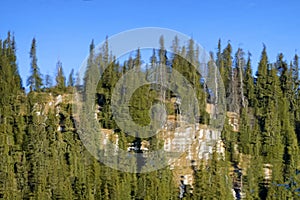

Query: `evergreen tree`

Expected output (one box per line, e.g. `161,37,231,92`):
55,60,66,91
228,48,245,113
44,74,53,88
68,68,75,87
222,41,233,104
27,38,43,92
244,53,255,107
0,33,24,199
255,45,269,133
216,39,225,87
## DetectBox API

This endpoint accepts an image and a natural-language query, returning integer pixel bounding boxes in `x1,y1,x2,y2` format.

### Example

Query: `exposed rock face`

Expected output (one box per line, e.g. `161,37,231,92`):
159,123,224,186
161,125,223,161
55,95,63,106
99,119,225,186
227,111,239,132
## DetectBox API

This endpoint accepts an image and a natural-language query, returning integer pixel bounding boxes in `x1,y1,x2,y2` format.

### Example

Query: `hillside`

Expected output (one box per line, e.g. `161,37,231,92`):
1,33,300,199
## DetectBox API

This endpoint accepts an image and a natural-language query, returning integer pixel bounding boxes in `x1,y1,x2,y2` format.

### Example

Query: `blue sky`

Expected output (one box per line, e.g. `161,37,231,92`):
1,0,300,88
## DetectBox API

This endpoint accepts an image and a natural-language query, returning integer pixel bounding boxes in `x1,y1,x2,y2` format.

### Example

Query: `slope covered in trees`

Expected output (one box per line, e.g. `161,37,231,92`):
0,32,300,199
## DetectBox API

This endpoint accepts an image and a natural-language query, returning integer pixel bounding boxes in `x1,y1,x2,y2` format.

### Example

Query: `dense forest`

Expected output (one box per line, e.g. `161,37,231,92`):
1,31,300,199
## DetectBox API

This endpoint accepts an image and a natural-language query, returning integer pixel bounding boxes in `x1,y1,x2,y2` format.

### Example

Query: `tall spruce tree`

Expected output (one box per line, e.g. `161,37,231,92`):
222,41,233,106
27,38,43,92
255,45,269,134
68,69,75,87
55,60,66,91
244,53,255,107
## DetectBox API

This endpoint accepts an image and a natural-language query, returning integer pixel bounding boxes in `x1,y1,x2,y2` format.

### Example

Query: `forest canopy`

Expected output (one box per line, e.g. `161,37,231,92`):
0,32,300,199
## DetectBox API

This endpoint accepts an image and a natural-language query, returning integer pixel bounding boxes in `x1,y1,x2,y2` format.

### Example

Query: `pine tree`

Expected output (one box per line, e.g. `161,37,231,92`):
192,161,209,199
255,45,269,134
68,69,75,87
244,53,255,107
0,33,24,199
222,41,233,104
216,39,225,87
238,106,252,154
228,48,245,113
44,74,53,88
27,38,43,92
293,55,300,143
55,60,66,91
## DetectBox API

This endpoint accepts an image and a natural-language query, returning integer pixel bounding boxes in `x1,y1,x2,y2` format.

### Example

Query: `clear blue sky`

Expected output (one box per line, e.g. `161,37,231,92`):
1,0,300,88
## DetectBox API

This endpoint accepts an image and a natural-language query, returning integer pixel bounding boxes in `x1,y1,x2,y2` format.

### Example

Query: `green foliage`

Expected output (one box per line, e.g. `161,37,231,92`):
244,53,255,107
27,38,43,92
55,60,66,91
1,34,300,200
68,68,75,87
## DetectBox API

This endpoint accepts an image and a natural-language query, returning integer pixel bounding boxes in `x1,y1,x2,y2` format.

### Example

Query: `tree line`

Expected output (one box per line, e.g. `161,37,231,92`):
0,31,300,199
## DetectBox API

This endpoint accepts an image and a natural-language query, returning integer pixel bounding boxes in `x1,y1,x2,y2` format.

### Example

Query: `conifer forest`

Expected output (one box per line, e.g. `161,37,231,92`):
1,31,300,200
